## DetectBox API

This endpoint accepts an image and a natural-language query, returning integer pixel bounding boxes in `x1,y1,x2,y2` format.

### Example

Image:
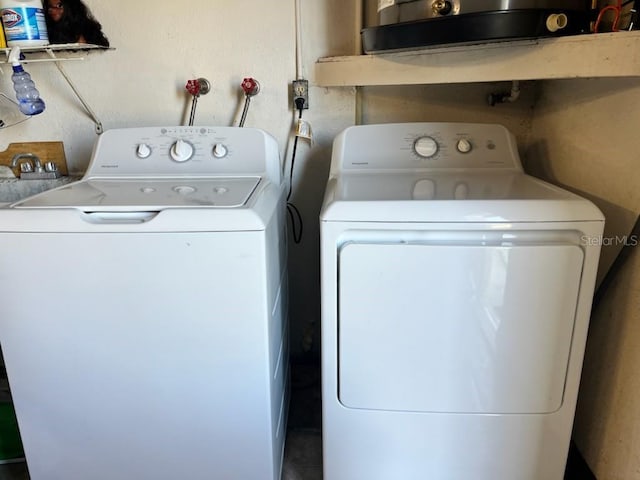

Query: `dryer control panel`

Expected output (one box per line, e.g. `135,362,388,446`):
330,122,523,175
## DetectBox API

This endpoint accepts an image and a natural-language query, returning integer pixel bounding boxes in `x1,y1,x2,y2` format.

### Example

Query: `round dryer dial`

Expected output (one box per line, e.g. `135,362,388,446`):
414,136,439,158
170,139,194,162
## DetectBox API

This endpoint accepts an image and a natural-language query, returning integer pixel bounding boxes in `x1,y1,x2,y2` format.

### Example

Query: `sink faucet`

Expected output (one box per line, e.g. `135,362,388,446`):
9,153,61,179
10,153,44,173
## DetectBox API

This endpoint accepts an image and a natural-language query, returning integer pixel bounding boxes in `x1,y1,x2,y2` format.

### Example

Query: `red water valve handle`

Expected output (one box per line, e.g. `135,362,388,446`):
186,79,201,97
241,77,260,96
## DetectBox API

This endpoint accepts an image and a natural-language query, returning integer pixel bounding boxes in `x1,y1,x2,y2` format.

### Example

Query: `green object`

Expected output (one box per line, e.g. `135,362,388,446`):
0,402,24,461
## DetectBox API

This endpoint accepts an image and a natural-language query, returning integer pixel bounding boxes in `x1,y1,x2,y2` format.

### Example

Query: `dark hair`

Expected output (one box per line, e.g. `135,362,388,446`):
45,0,109,47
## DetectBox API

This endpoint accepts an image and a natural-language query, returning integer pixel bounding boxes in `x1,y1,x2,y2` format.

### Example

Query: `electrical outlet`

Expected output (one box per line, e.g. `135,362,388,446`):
292,79,309,110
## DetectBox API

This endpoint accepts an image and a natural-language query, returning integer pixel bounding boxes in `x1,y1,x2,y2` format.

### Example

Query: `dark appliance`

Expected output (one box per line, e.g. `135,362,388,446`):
362,0,591,53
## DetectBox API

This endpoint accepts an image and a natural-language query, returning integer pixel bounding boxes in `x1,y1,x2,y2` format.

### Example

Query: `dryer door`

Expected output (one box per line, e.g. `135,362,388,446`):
337,234,584,414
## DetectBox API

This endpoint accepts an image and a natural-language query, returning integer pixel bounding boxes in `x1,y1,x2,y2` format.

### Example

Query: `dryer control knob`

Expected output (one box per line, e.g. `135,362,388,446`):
454,182,469,200
414,136,439,158
170,139,194,162
456,138,472,154
213,143,228,158
136,143,152,159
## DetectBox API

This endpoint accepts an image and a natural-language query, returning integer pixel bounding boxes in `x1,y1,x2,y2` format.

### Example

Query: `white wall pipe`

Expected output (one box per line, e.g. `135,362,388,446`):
354,0,364,125
295,0,303,79
487,80,521,106
355,0,363,54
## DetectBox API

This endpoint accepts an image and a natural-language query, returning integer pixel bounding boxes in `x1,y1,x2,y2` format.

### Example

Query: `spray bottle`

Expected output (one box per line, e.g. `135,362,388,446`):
8,46,45,115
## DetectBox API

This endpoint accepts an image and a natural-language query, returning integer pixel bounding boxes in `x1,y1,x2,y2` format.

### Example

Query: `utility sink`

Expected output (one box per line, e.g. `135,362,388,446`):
0,177,79,205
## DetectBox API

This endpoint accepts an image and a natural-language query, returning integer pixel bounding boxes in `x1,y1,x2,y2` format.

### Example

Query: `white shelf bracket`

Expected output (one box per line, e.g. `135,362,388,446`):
45,48,103,134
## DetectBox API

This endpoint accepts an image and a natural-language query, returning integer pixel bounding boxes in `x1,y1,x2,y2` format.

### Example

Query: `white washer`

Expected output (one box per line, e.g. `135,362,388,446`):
0,126,289,480
320,123,604,480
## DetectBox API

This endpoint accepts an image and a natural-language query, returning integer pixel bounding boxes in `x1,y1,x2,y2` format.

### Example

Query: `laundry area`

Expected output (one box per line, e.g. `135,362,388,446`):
0,1,637,479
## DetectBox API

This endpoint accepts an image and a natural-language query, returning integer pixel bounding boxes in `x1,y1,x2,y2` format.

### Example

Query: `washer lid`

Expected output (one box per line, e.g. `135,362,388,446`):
13,177,262,211
320,171,604,223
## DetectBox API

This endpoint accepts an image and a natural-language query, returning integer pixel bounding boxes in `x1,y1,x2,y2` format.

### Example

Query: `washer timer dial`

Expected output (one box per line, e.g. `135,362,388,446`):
170,139,194,162
414,136,439,158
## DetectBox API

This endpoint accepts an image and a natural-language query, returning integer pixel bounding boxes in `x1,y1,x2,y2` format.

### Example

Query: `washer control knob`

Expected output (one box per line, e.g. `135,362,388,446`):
456,138,472,154
170,139,194,162
212,143,228,158
136,143,152,159
414,136,439,158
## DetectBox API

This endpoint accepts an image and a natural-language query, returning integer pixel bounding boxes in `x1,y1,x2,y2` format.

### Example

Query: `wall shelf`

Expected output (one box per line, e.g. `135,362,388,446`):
315,31,640,87
0,43,110,64
0,44,112,133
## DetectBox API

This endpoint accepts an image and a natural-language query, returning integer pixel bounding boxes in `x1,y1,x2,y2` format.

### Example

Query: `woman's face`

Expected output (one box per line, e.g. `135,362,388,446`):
46,1,64,22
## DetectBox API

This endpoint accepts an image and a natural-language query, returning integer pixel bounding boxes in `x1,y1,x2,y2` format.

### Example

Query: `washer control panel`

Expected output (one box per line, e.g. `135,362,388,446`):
87,126,280,179
333,122,522,173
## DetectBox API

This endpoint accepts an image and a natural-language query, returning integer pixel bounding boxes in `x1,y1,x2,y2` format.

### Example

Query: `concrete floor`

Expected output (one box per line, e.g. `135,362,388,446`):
282,362,323,480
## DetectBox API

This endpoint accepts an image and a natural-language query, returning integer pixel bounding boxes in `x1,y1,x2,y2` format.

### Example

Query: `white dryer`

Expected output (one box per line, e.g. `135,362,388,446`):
320,123,604,480
0,126,289,480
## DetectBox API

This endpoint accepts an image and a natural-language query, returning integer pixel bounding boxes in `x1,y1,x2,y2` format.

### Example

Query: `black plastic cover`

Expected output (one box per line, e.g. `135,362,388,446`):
361,10,591,53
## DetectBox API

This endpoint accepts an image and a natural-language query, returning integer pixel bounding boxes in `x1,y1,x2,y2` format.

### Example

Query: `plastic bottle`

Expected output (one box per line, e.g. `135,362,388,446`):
8,47,45,115
0,0,48,47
